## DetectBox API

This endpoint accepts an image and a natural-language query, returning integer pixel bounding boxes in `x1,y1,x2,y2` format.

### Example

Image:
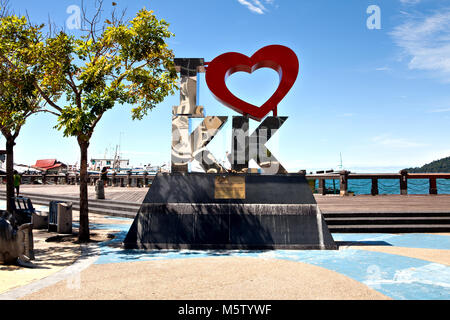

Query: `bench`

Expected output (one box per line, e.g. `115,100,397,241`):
12,197,35,226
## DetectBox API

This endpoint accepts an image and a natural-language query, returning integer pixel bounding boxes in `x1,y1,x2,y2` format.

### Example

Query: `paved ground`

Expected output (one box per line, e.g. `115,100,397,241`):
22,258,389,300
0,211,122,296
1,211,448,300
0,229,80,295
0,185,148,203
1,188,449,300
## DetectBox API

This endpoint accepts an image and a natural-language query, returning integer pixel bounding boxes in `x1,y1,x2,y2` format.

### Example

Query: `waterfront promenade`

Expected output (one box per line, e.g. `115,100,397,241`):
1,185,449,300
0,184,148,203
3,184,450,212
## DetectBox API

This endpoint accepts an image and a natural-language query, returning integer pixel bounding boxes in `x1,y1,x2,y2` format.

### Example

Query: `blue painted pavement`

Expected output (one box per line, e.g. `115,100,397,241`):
90,216,450,300
332,233,450,250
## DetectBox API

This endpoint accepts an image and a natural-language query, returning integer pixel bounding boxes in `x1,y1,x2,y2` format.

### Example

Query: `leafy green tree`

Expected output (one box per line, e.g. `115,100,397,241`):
34,2,177,241
0,12,56,212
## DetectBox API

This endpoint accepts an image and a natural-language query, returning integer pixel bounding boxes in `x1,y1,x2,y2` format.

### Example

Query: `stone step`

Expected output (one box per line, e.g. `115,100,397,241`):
0,191,140,217
325,216,450,225
323,211,450,232
31,198,138,218
323,211,450,218
328,224,450,233
1,191,140,206
22,194,140,208
35,197,137,212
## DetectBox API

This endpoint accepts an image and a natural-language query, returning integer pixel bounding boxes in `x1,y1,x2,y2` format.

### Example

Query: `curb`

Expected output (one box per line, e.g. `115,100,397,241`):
0,244,100,300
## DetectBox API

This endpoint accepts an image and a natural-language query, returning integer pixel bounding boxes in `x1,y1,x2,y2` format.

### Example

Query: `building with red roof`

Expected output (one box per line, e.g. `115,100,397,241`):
32,159,67,174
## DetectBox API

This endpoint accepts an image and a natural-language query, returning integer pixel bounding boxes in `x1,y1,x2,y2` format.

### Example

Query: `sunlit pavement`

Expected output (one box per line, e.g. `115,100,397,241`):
1,201,449,300
91,218,450,300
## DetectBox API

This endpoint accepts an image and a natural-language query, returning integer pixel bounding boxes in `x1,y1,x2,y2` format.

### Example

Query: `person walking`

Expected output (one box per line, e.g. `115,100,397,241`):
13,170,21,196
100,167,108,188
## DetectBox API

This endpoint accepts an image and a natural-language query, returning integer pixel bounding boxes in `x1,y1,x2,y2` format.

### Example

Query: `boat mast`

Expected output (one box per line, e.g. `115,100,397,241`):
113,145,119,170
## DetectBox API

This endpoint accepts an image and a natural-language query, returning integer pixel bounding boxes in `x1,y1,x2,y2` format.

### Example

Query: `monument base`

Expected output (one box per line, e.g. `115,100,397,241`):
123,173,337,250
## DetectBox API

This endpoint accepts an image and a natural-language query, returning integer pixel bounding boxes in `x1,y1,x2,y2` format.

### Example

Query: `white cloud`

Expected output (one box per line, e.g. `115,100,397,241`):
400,0,421,4
390,10,450,82
429,107,450,113
237,0,275,14
372,134,427,148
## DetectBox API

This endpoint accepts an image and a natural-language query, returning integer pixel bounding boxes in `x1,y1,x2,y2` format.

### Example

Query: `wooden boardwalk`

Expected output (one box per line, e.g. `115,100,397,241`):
315,194,450,213
0,185,148,203
2,185,450,213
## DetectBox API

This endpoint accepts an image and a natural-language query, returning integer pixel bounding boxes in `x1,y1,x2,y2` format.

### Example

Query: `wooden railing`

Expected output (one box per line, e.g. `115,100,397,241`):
0,172,156,188
305,170,450,195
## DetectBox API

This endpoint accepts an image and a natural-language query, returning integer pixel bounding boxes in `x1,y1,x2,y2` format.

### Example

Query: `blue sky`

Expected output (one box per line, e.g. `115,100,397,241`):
3,0,450,172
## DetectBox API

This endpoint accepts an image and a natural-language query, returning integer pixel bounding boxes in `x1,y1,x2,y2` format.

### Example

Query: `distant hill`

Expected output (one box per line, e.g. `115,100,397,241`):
405,156,450,173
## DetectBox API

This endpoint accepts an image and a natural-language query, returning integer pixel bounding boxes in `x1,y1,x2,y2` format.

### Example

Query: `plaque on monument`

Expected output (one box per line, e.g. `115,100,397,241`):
214,176,246,199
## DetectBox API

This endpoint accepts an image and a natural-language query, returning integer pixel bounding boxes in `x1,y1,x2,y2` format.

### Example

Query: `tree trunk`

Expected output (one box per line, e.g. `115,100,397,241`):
78,139,90,242
6,137,15,213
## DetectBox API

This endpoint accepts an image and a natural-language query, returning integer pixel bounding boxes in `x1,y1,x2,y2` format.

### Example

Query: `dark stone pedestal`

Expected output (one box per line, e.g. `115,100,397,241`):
123,173,337,250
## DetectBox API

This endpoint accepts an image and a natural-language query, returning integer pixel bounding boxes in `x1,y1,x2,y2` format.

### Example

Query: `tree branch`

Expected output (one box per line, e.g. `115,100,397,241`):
33,82,63,112
33,109,61,117
89,112,104,137
65,78,79,97
12,125,21,140
81,0,104,44
1,127,12,140
0,0,11,18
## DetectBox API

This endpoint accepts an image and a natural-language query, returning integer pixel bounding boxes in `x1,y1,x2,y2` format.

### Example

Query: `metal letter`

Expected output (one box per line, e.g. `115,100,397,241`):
231,116,287,174
171,58,227,173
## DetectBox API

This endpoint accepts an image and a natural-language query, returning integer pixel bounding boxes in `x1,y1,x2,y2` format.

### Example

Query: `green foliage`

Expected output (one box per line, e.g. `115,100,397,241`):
0,15,44,136
36,32,73,98
0,13,48,213
405,156,450,173
40,8,178,142
0,6,178,241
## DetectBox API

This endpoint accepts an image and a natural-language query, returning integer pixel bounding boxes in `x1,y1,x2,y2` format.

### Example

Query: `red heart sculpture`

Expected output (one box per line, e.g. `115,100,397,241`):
205,45,299,122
